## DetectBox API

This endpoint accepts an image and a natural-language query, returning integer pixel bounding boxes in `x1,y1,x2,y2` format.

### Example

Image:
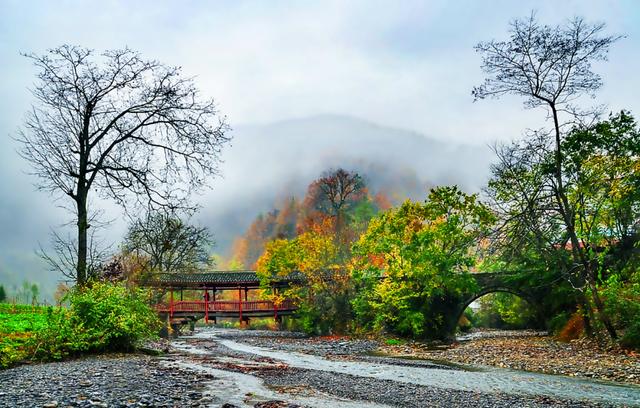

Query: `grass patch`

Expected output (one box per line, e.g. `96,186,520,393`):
0,308,49,333
0,303,52,367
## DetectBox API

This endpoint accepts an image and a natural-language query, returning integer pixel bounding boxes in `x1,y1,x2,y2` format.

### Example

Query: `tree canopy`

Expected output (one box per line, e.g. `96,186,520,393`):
351,186,495,338
123,211,214,277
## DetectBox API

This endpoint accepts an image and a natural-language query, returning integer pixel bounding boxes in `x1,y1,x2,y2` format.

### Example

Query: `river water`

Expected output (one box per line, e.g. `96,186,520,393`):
170,328,640,407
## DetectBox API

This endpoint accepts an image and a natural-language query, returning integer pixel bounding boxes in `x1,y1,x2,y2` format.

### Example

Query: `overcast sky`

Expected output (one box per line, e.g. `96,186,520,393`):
1,0,638,294
2,1,638,145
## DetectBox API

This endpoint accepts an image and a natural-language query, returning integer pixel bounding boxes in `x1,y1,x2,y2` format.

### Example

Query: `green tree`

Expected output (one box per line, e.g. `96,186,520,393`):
256,232,352,334
488,112,640,339
30,284,39,305
475,293,539,329
351,186,495,338
562,112,640,254
564,112,640,343
601,270,640,349
474,13,622,339
17,281,33,304
0,285,6,303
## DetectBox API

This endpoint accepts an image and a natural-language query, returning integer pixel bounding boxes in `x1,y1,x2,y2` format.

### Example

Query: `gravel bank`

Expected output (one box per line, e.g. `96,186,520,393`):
256,365,603,408
379,335,640,386
0,354,211,407
1,329,636,408
221,328,640,386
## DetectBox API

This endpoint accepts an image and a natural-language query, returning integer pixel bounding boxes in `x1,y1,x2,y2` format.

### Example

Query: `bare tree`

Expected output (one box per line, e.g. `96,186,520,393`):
305,168,365,257
309,168,365,218
38,225,111,282
474,13,621,338
123,211,213,277
18,46,230,286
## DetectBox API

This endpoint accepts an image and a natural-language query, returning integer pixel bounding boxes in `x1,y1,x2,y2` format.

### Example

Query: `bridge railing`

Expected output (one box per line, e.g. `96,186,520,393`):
155,299,297,314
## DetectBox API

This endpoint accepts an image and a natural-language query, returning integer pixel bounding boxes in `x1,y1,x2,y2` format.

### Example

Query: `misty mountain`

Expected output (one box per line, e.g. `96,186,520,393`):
0,114,496,300
198,114,495,255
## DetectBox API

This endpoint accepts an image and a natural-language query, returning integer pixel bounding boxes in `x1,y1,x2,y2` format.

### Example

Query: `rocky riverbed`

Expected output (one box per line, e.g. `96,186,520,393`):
0,354,212,407
232,328,640,386
0,328,639,407
378,332,640,386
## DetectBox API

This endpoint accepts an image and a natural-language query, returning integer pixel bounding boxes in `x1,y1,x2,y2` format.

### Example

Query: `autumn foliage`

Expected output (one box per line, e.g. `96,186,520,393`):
230,168,387,269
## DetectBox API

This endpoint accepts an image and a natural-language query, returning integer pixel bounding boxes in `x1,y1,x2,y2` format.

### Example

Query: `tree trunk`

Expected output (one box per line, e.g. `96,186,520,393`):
76,192,88,286
587,275,618,340
549,104,618,340
580,296,594,336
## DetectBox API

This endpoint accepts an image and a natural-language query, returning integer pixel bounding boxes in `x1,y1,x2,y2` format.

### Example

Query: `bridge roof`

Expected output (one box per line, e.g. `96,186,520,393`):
144,270,304,289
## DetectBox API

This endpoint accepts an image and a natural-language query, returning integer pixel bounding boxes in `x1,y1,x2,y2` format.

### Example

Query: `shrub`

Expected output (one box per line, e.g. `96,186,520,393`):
601,272,640,350
30,282,161,361
558,312,585,341
548,311,571,335
69,282,161,350
458,310,474,333
246,318,278,331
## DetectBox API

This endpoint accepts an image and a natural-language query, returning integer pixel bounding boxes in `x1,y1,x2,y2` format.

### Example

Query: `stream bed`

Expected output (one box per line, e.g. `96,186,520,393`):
1,327,637,407
169,328,640,407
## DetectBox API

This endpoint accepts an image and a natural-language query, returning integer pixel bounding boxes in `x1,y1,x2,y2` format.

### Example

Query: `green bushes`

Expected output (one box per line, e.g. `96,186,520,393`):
473,292,539,330
602,272,640,349
1,282,161,368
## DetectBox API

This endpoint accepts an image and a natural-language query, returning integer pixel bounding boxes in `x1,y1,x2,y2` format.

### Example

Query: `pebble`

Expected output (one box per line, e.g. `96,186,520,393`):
1,329,629,408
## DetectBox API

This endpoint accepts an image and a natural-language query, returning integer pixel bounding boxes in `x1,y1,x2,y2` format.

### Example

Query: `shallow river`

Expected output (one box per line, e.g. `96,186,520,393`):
171,328,640,407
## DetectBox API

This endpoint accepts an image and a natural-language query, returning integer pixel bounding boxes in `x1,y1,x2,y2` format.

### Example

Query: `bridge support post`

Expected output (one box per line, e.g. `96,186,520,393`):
274,301,278,321
159,313,172,338
204,289,209,324
238,286,243,324
169,289,174,319
272,285,279,322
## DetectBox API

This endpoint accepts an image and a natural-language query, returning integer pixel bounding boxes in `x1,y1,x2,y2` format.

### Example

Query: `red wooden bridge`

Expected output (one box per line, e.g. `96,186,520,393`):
156,299,297,320
145,270,302,325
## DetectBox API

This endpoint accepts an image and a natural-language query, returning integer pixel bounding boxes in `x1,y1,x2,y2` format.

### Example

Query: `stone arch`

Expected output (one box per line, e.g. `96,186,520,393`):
447,286,544,337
